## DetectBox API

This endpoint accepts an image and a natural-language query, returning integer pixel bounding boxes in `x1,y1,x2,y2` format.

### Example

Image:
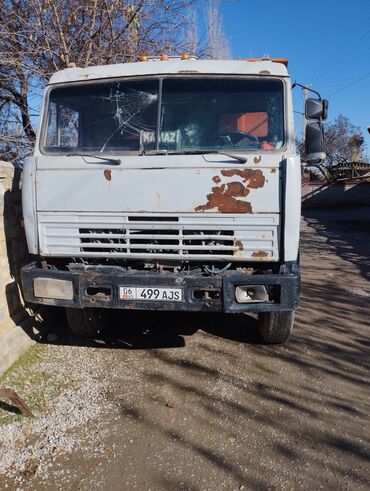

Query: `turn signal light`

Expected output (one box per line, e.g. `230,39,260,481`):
139,54,148,62
243,57,288,67
181,53,190,60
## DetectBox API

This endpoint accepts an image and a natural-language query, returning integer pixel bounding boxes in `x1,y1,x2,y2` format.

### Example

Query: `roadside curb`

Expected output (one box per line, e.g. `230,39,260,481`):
0,320,35,376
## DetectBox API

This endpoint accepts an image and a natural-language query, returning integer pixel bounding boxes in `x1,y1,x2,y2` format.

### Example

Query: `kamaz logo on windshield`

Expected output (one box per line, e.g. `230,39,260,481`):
141,130,180,144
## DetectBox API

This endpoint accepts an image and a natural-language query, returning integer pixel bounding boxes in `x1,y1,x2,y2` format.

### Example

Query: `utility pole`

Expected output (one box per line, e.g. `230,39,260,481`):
302,87,308,137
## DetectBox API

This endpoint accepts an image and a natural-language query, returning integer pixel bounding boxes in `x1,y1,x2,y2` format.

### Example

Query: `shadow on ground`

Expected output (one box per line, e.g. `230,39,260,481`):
46,309,261,350
21,206,370,490
302,205,370,283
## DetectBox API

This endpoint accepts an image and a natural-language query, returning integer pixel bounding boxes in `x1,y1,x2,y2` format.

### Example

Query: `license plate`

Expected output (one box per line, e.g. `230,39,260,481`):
119,286,183,302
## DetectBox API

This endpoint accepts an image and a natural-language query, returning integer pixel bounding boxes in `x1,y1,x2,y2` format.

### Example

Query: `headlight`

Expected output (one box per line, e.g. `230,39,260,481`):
235,285,268,303
33,278,74,300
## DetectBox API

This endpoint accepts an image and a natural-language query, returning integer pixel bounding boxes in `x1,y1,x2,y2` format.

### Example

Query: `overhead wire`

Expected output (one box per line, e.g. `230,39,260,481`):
312,27,370,84
318,45,370,86
329,72,370,96
310,16,369,82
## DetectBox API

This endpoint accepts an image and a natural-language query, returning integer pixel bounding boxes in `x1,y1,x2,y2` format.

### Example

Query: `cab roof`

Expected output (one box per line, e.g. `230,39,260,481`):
48,59,289,85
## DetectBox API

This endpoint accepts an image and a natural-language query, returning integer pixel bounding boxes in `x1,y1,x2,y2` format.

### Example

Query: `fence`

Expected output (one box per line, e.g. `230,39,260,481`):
0,162,35,375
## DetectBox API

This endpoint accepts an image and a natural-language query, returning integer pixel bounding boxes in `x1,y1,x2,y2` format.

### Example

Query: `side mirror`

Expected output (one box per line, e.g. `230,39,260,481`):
305,121,326,163
305,98,328,121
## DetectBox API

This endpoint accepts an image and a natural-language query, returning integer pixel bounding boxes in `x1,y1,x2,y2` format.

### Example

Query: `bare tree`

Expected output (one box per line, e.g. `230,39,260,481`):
204,0,231,60
186,6,200,56
0,0,198,162
325,114,365,166
299,114,367,181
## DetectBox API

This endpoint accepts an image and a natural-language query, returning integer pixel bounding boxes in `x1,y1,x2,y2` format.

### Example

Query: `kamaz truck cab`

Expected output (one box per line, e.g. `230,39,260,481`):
21,55,327,343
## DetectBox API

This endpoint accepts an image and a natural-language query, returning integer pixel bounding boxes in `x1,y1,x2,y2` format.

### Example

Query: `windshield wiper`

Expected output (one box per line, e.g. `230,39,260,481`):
65,150,246,165
208,151,248,163
66,153,121,165
175,150,248,163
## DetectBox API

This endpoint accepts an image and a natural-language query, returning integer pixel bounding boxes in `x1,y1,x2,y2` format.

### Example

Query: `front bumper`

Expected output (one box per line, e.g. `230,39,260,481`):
21,262,300,313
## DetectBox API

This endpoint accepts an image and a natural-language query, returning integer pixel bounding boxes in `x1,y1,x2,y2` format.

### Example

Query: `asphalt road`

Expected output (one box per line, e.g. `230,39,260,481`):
3,207,370,490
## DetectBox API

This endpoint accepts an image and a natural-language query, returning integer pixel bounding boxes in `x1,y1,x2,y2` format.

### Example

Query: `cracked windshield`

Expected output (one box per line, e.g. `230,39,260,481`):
44,78,284,154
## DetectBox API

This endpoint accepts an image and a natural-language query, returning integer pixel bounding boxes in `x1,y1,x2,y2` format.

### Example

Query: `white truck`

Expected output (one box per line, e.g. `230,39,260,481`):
21,55,327,343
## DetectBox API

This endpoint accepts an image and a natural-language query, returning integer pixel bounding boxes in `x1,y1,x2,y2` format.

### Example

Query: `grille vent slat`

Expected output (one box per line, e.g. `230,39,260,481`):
78,223,236,257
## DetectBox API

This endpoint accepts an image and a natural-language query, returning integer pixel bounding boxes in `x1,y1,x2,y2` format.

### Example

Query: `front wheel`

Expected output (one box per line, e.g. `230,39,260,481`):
258,311,294,344
66,308,108,338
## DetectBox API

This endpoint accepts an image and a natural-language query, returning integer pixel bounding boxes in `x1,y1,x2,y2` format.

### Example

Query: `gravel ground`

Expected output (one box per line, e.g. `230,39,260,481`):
0,345,118,486
0,206,369,490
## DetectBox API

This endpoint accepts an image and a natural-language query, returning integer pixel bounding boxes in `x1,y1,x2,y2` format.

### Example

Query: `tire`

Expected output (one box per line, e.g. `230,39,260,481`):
258,310,294,344
66,308,107,338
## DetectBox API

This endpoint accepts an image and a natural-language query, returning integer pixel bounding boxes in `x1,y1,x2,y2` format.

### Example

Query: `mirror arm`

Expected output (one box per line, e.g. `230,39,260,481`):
292,81,322,100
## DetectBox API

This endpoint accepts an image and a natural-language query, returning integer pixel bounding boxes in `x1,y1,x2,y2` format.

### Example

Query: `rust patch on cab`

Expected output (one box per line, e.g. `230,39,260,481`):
104,169,112,181
195,182,252,213
221,168,265,189
234,240,244,251
254,155,262,164
196,168,265,213
270,168,277,173
251,251,269,257
224,181,248,197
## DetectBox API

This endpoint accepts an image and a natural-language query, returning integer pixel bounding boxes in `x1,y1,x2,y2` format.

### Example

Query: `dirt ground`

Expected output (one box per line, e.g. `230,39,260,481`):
1,207,369,491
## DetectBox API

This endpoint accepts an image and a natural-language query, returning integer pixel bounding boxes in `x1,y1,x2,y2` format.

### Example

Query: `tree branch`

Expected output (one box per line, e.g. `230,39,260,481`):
83,0,99,67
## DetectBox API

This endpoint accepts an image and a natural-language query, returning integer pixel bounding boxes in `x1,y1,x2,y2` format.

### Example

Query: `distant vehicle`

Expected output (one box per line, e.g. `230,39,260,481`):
21,55,327,344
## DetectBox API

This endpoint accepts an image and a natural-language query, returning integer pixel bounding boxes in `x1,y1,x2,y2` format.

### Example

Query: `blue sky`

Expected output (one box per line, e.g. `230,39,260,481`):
218,0,370,154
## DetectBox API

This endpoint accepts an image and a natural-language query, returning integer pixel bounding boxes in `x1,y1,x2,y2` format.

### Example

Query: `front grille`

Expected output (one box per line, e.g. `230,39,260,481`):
39,213,279,261
79,226,236,256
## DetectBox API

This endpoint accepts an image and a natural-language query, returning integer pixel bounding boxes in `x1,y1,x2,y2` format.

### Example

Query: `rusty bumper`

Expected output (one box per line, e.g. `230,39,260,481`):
21,262,300,313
